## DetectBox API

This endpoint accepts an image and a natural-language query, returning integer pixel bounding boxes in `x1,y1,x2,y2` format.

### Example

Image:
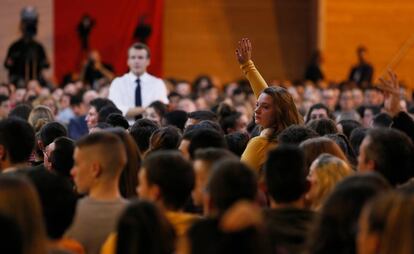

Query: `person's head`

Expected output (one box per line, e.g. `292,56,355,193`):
307,118,338,136
71,132,127,194
0,117,35,170
106,113,130,129
116,201,176,254
350,127,368,156
148,126,182,153
224,132,249,157
177,98,197,113
28,172,77,240
300,137,349,171
305,103,330,123
265,145,309,207
358,128,414,186
28,105,54,131
325,133,357,167
372,113,392,128
321,88,338,111
357,45,368,63
217,103,248,134
206,160,257,215
0,175,47,254
70,93,87,116
306,153,354,210
254,87,303,135
86,98,115,130
337,119,361,140
138,151,194,211
360,106,381,128
129,119,159,154
353,88,364,107
8,103,32,121
277,125,319,146
32,95,58,116
308,173,390,254
188,129,227,160
128,42,151,76
143,101,168,126
49,137,74,178
358,191,414,254
163,110,188,131
97,105,122,123
186,110,217,128
192,148,238,211
339,89,355,112
364,87,383,106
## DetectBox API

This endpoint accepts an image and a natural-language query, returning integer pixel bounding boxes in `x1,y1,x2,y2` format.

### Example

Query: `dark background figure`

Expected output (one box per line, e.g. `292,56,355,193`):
77,14,95,51
4,6,50,87
304,50,324,84
348,46,373,88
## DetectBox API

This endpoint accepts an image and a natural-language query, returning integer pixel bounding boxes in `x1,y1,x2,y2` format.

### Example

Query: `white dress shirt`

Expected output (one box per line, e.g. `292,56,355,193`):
108,72,168,122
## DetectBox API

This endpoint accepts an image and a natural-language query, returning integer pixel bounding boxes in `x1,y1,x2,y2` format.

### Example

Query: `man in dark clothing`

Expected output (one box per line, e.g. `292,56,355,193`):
264,145,315,254
348,46,373,88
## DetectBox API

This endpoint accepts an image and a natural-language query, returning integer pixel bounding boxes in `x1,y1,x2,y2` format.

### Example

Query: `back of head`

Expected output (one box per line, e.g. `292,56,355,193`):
277,125,319,146
308,173,390,254
89,98,116,113
188,129,227,160
130,119,159,154
265,145,308,204
0,117,35,165
98,105,122,123
307,118,338,136
349,127,368,156
224,132,249,157
50,137,74,178
325,133,357,166
207,160,257,214
106,113,129,129
149,126,182,153
28,105,54,130
8,103,32,121
364,128,414,186
76,132,127,178
194,147,238,165
188,110,217,123
116,201,175,254
143,151,194,210
28,171,77,240
164,110,188,131
372,113,392,128
337,119,361,140
39,121,67,147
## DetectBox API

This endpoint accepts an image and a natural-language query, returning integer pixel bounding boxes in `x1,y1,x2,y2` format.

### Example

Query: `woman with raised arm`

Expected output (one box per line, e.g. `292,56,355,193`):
236,38,303,172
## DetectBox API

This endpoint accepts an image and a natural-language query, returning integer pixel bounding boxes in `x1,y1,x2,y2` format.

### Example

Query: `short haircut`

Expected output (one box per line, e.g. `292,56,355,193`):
164,110,188,131
305,103,331,124
265,145,308,203
349,127,368,156
307,118,338,136
76,132,127,176
207,160,257,213
106,113,129,130
194,148,237,166
129,119,159,153
277,125,319,146
89,98,115,113
372,113,392,128
188,120,223,135
188,129,227,160
39,122,67,147
69,94,83,106
142,151,194,210
50,137,74,178
0,117,35,164
188,110,217,122
149,126,182,152
98,105,122,123
224,132,249,157
28,171,77,240
129,42,151,59
8,103,32,121
364,128,414,186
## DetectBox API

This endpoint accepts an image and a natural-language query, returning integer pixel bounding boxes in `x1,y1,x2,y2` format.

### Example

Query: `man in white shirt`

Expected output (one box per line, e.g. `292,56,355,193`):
109,43,168,124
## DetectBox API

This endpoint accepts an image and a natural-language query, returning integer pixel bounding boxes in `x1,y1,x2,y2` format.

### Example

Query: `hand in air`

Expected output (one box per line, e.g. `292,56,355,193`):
236,38,252,65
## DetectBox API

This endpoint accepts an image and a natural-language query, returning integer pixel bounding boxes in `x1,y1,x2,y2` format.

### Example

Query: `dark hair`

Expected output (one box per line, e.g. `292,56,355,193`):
98,106,122,123
337,119,361,140
89,98,115,113
28,171,77,240
142,151,194,210
0,117,35,164
191,120,224,135
188,129,227,160
129,119,159,154
0,213,23,254
372,113,392,128
224,132,249,157
305,103,331,124
307,118,338,136
277,125,319,146
364,128,414,186
107,128,141,198
217,103,242,134
207,160,257,213
39,122,67,147
188,110,217,122
116,201,175,254
148,101,168,120
69,94,83,107
164,110,188,131
50,137,74,178
265,145,308,203
129,42,151,59
106,113,129,129
194,148,237,164
8,103,32,121
148,126,182,153
349,127,368,156
325,133,357,167
307,173,390,254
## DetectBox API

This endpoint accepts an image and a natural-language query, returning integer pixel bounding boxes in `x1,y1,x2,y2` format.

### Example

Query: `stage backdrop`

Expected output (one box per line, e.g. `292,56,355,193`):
54,0,163,84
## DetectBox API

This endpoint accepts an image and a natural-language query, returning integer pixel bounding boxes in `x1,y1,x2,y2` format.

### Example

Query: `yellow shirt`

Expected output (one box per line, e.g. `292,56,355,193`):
241,135,277,173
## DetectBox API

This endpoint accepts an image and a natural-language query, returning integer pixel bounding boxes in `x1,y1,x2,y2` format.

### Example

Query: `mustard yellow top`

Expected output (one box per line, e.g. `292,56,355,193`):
240,60,268,99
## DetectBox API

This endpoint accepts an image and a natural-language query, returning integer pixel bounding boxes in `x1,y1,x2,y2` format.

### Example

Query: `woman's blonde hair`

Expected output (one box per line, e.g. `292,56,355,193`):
28,105,54,132
308,153,354,210
0,176,47,254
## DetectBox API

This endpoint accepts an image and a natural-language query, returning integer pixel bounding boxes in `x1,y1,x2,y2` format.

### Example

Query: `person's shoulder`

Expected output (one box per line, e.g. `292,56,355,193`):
144,73,164,84
111,73,130,85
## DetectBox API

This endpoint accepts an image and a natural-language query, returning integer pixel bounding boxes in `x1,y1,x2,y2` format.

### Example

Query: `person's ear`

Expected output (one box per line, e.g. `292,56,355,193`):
91,162,102,178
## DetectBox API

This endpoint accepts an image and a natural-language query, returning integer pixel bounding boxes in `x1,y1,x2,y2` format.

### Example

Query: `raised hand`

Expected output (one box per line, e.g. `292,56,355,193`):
235,38,252,65
379,69,400,117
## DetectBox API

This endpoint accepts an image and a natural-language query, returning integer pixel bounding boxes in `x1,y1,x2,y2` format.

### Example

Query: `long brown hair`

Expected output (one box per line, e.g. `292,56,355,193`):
262,86,303,139
0,176,47,254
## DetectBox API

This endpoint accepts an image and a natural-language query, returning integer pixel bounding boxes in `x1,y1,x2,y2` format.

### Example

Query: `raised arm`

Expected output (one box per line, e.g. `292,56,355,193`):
236,38,268,99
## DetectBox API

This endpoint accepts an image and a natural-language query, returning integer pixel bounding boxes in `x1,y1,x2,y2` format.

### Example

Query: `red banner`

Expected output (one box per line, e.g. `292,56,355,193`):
54,0,163,84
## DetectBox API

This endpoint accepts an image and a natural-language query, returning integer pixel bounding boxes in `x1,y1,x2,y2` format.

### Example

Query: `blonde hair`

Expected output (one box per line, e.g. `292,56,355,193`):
0,176,47,254
308,153,354,210
28,105,54,132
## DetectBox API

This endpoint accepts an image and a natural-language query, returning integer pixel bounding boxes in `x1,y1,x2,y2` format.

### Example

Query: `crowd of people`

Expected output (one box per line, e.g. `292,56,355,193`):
0,34,414,254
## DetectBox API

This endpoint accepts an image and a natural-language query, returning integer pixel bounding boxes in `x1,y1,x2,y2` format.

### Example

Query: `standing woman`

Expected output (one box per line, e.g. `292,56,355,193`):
236,38,303,172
